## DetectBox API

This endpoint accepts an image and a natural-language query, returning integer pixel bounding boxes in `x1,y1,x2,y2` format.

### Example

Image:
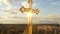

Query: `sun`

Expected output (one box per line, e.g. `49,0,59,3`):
27,12,32,17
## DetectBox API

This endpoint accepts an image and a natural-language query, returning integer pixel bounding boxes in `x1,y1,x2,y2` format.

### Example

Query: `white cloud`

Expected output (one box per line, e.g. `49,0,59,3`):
41,14,60,18
50,2,60,6
13,0,20,4
0,0,12,10
0,13,60,24
0,0,11,6
33,14,60,24
22,1,29,8
47,0,52,1
5,6,12,10
0,9,18,19
3,0,11,6
0,2,2,5
0,13,18,19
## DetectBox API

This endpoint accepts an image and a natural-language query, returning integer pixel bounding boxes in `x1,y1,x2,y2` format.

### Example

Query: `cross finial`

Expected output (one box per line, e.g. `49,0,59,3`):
19,0,39,15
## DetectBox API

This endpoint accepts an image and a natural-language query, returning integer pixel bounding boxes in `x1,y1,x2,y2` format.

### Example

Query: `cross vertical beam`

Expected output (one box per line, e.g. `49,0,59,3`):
28,0,33,34
28,0,33,8
28,15,32,34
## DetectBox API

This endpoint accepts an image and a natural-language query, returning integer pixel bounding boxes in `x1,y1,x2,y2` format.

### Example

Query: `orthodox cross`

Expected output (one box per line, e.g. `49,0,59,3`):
19,0,39,34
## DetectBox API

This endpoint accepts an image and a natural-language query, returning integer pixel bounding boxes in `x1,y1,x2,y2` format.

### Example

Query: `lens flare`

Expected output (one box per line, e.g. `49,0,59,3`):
27,12,32,17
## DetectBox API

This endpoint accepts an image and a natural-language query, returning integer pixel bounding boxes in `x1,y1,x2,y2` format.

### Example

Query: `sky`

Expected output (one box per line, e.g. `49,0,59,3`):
0,0,60,24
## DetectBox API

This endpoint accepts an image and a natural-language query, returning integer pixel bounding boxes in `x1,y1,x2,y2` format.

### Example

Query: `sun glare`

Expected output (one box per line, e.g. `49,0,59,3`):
27,12,32,17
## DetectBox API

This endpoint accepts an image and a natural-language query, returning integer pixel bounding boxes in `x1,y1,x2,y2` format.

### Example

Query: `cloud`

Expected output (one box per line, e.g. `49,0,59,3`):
40,14,60,19
0,0,11,6
0,9,18,20
0,2,2,5
50,2,60,6
13,0,21,4
33,14,60,24
6,6,12,10
22,1,29,8
49,0,60,6
3,0,11,6
47,0,52,1
0,13,60,24
0,13,18,19
0,0,12,10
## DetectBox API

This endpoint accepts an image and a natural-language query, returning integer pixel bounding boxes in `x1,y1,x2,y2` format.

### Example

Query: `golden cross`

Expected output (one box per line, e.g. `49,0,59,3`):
19,0,39,34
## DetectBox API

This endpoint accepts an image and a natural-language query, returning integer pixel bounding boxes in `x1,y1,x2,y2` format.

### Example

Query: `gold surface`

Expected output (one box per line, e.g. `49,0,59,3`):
20,0,39,34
